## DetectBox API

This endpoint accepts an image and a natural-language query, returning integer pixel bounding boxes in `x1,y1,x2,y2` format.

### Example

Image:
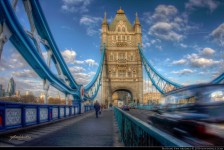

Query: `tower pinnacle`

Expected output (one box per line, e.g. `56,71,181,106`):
134,12,140,25
102,11,108,25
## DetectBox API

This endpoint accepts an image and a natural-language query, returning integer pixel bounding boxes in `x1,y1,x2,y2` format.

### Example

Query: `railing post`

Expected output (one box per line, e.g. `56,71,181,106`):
0,105,5,130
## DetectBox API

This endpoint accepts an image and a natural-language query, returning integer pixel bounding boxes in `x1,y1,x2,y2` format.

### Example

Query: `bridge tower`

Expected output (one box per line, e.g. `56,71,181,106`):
101,8,143,107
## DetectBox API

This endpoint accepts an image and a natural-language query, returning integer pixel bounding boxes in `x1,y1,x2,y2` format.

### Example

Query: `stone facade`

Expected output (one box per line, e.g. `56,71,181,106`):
101,8,143,106
143,92,161,105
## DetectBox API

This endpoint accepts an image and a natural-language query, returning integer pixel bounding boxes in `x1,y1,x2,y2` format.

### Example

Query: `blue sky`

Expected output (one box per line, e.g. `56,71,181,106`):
0,0,224,98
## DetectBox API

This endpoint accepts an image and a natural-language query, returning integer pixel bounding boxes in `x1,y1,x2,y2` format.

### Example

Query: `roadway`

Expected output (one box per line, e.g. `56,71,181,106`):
125,108,223,146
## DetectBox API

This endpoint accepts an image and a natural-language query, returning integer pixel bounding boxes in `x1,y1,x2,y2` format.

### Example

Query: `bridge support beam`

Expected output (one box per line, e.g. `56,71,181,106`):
43,79,49,104
0,23,11,60
65,94,68,105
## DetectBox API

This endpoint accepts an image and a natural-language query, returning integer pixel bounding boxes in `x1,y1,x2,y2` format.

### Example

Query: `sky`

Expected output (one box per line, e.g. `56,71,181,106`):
0,0,224,98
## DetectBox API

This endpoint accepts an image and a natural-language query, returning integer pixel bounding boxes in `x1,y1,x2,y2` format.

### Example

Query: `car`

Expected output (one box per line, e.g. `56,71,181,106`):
121,105,130,111
148,84,224,146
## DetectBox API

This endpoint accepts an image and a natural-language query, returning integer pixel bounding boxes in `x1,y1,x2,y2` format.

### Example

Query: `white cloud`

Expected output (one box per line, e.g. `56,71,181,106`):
210,23,224,47
172,59,187,65
151,5,178,23
187,53,220,67
74,60,84,65
172,69,194,75
74,59,98,66
12,69,38,78
0,51,28,72
149,22,183,41
185,0,220,12
180,43,188,48
144,5,189,42
61,0,92,13
84,59,98,66
80,15,102,36
62,49,77,64
201,47,215,56
72,72,96,85
155,45,162,50
69,66,86,73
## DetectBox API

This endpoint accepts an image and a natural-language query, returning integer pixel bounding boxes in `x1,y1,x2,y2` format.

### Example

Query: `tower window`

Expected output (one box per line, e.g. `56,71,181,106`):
118,27,121,32
130,55,134,61
122,27,125,32
118,70,126,77
128,72,132,78
118,53,125,60
110,55,114,61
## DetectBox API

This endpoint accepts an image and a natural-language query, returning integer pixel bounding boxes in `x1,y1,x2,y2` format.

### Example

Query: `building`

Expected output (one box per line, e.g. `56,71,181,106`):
15,90,20,97
0,84,3,97
101,8,143,106
25,91,33,96
7,77,16,96
143,92,161,104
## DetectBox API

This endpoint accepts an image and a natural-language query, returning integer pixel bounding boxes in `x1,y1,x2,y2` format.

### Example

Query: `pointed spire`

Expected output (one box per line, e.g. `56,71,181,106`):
135,12,140,25
102,11,108,25
117,6,124,14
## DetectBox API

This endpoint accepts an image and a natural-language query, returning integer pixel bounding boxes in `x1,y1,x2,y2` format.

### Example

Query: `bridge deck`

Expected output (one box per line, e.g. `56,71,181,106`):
0,110,123,147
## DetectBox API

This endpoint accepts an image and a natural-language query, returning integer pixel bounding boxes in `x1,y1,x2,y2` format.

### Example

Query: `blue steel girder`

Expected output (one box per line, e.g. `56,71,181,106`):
28,0,79,89
0,0,79,96
83,45,105,100
138,44,182,94
211,72,224,84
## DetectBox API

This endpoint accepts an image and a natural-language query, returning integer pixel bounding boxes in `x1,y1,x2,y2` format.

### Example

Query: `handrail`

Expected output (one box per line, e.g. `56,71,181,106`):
114,107,192,146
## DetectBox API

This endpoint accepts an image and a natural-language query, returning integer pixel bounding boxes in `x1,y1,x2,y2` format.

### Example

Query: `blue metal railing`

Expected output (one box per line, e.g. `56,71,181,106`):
0,101,95,132
113,107,192,146
84,105,94,112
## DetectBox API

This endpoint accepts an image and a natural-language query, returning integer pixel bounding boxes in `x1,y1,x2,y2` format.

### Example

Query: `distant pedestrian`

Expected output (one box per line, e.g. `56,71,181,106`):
94,100,101,118
109,103,113,111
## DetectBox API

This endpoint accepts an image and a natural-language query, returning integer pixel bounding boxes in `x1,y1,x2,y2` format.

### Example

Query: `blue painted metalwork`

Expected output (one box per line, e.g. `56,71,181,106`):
0,101,81,132
114,106,192,146
211,72,224,84
29,0,79,89
138,44,182,94
0,0,79,95
84,45,105,100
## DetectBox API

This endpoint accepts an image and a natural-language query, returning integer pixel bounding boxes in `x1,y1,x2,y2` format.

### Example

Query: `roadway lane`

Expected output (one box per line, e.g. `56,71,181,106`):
125,108,219,146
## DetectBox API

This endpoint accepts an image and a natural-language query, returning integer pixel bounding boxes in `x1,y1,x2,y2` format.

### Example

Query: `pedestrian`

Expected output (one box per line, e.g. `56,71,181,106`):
109,103,113,111
94,100,101,118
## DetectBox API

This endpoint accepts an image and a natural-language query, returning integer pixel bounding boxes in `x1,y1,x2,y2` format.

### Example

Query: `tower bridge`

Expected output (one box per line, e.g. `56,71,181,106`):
0,0,224,147
101,8,143,107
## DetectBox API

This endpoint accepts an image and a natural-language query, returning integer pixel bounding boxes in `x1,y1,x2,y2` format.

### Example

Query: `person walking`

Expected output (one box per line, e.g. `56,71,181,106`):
94,100,101,118
109,103,113,111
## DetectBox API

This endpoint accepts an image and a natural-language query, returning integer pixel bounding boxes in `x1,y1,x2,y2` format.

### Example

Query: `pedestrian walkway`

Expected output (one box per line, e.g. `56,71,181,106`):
0,109,124,147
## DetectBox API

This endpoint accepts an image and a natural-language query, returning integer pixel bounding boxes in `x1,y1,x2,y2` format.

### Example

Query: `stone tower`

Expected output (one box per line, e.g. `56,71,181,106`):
101,8,143,106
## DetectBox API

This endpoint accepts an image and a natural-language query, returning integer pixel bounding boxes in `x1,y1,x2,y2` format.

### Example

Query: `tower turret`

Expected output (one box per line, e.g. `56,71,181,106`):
101,12,108,46
134,12,142,46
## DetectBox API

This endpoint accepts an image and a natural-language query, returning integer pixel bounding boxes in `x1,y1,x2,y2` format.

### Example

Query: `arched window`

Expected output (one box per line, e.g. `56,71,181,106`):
118,27,121,32
122,27,125,32
110,55,114,61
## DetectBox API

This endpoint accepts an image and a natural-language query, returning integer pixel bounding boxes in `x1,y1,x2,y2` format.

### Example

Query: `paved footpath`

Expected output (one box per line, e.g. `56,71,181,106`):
0,109,124,147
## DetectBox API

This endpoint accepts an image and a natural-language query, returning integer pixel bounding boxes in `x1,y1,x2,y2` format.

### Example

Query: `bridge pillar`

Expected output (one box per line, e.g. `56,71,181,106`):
72,95,82,114
0,22,11,60
65,94,68,105
43,79,49,104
